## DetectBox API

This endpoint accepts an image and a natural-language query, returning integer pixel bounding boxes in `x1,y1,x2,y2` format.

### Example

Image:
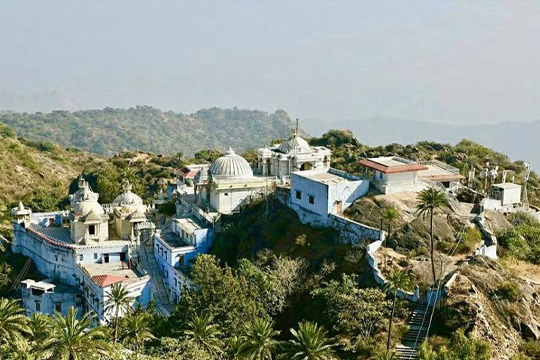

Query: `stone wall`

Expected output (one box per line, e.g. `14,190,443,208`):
365,240,420,302
328,214,385,244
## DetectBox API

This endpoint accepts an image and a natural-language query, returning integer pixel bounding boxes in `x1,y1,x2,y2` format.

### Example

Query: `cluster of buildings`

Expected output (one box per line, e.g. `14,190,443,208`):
11,125,527,322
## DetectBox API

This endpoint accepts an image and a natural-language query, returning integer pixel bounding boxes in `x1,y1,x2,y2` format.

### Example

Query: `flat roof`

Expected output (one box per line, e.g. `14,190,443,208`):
419,164,465,182
292,168,360,185
83,262,144,287
492,182,522,190
158,229,191,248
359,156,428,174
174,216,204,232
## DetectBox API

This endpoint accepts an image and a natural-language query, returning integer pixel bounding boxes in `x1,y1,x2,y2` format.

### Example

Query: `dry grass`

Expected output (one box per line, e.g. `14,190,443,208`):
500,258,540,283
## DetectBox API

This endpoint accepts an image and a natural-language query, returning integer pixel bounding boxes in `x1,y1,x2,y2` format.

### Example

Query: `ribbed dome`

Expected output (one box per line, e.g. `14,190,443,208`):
209,148,253,178
75,200,105,217
278,134,312,154
113,191,144,207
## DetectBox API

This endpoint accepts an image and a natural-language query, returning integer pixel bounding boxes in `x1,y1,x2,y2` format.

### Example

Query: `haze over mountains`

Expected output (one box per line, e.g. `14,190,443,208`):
304,117,539,170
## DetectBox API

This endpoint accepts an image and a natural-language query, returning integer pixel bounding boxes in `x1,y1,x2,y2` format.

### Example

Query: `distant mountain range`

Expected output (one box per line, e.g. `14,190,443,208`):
0,106,295,157
0,90,79,113
305,117,539,169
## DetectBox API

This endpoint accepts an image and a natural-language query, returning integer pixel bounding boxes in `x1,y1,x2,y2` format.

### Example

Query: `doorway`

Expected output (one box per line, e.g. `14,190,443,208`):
103,254,109,263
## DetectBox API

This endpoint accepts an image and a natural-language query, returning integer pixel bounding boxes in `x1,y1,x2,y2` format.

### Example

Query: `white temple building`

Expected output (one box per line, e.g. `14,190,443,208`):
11,176,153,322
256,123,331,178
194,148,271,215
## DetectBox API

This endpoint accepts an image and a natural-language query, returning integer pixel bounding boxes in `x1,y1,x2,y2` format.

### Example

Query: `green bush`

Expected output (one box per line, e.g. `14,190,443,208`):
497,281,521,302
519,340,540,359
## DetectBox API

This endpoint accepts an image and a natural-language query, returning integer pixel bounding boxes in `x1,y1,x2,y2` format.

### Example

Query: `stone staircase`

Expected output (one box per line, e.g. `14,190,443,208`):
137,245,174,317
395,303,431,360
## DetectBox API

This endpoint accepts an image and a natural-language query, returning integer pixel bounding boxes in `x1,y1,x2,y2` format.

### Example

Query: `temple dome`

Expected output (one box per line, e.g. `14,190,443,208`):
113,191,144,207
278,134,312,154
209,148,253,178
75,199,105,217
112,181,146,213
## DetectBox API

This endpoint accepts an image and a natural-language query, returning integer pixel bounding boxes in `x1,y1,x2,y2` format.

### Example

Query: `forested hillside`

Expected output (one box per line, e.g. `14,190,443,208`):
0,106,295,157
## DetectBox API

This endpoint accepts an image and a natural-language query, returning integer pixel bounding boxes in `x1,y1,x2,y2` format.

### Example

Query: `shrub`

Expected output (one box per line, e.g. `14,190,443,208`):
497,281,521,302
519,340,540,359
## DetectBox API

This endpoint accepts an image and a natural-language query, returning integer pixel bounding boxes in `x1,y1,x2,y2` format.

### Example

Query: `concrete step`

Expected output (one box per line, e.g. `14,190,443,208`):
395,345,418,360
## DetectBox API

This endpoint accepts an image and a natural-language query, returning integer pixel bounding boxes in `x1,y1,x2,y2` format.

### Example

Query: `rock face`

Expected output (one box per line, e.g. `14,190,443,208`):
437,256,540,359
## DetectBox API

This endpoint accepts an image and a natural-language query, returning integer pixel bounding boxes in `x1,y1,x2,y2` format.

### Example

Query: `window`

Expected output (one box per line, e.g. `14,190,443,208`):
174,278,178,287
379,172,383,180
94,253,98,260
165,270,169,279
55,302,61,312
224,193,229,196
35,301,41,312
88,225,96,235
79,254,83,261
308,195,315,204
54,255,58,262
164,252,167,261
296,190,302,200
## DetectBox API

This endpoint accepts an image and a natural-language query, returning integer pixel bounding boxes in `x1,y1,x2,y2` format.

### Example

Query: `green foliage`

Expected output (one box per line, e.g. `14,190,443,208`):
419,331,492,360
281,321,338,360
313,274,390,343
240,318,280,360
158,201,177,216
0,123,16,138
497,281,522,302
0,298,31,344
183,313,223,357
497,223,540,264
41,307,112,360
519,339,540,359
175,255,268,337
0,107,295,157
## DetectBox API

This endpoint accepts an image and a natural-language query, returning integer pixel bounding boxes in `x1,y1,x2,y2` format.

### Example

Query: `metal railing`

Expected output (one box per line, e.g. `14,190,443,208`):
419,160,460,174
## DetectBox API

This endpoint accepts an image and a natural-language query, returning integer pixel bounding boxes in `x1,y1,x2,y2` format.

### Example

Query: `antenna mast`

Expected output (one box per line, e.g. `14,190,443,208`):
523,162,532,207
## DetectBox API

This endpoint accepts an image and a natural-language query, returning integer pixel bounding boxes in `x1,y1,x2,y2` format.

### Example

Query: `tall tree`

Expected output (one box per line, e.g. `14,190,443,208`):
0,298,30,345
416,188,448,283
41,307,110,360
384,270,411,352
281,321,338,360
241,318,280,360
183,313,223,357
104,283,134,343
121,312,156,359
382,207,400,245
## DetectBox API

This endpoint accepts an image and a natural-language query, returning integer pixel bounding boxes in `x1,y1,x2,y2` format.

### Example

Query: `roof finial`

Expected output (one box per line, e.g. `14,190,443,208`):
18,200,24,211
294,118,300,136
122,179,133,193
226,147,235,155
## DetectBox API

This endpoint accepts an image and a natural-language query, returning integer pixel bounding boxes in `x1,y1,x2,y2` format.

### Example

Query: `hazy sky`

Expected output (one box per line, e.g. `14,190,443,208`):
1,0,540,128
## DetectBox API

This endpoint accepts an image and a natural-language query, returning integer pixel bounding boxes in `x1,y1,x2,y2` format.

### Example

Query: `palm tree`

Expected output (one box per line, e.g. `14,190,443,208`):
416,188,448,284
0,298,30,344
281,321,338,360
41,307,111,360
227,336,245,359
382,207,399,246
121,312,156,359
183,313,223,357
104,283,134,343
384,270,411,352
241,318,280,360
28,313,50,344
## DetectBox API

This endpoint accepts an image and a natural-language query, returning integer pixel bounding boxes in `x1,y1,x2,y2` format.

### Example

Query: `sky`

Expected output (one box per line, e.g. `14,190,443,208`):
1,0,540,130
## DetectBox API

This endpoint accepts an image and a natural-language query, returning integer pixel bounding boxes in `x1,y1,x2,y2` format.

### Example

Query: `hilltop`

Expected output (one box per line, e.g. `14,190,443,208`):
0,106,295,157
